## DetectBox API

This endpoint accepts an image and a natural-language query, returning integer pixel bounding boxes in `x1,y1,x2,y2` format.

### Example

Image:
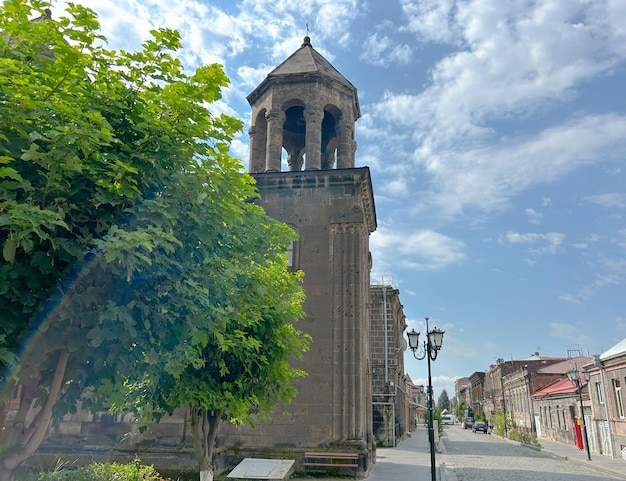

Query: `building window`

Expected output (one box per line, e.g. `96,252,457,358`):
596,381,605,405
547,406,552,428
614,379,625,418
287,241,294,267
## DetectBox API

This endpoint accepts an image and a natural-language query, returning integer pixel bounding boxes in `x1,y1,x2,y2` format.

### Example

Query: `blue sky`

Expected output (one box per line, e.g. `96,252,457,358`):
56,0,626,399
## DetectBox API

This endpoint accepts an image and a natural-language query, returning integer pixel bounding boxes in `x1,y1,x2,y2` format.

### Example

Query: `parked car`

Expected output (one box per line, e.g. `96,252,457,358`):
463,417,474,429
472,421,488,433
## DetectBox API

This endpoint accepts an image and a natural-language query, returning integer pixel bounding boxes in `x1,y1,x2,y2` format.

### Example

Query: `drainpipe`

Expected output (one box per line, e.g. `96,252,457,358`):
593,355,614,458
383,286,388,384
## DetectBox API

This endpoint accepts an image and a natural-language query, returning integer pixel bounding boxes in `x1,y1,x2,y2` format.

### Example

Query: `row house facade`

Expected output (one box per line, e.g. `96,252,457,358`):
585,338,626,459
453,377,471,415
531,377,589,447
406,379,427,433
469,372,485,418
480,355,566,421
455,343,626,462
504,356,591,434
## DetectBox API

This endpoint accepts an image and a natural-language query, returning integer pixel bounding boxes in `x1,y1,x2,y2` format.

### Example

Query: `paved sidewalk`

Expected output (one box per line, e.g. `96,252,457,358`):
292,428,625,481
361,428,626,481
367,426,441,481
534,436,626,480
447,431,626,480
290,426,444,481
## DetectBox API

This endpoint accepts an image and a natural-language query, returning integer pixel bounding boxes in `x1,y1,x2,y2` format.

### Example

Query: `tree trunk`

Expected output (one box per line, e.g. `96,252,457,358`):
200,469,214,481
0,348,70,481
191,407,221,481
0,465,17,481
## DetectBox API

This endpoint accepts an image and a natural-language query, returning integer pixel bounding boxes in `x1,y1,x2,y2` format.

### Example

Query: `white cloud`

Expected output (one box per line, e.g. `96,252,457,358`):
525,208,542,225
400,0,459,44
584,193,626,208
366,0,626,218
230,138,249,164
502,231,565,255
370,108,626,217
71,0,364,75
360,33,413,67
371,227,466,273
560,269,625,304
558,293,581,305
236,64,274,90
549,322,593,345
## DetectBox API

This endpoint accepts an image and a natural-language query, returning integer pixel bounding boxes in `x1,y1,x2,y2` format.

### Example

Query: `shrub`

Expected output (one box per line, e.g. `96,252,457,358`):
18,460,171,481
509,430,541,448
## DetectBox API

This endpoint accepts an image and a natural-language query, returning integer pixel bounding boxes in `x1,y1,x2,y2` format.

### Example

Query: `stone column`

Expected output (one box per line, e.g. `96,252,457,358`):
287,152,304,171
304,107,323,170
331,222,369,441
265,109,285,172
248,126,265,173
321,151,335,170
336,119,354,168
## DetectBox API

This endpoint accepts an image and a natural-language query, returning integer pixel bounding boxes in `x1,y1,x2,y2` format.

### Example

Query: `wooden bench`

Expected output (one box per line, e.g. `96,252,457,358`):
303,451,359,474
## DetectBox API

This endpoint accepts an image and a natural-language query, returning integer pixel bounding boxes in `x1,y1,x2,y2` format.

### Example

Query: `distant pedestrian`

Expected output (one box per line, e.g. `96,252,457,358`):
488,421,494,434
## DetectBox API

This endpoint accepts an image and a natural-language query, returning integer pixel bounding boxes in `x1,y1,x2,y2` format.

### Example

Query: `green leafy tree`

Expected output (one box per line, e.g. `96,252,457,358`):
0,1,309,480
493,410,512,437
423,408,443,435
437,389,450,412
454,398,467,420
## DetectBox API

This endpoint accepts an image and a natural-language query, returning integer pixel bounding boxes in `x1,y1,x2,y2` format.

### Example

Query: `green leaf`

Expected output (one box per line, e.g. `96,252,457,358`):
3,236,16,263
0,167,22,180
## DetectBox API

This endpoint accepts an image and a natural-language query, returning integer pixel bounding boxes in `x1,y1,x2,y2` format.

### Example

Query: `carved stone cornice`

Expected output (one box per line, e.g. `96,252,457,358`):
251,167,377,234
331,223,366,235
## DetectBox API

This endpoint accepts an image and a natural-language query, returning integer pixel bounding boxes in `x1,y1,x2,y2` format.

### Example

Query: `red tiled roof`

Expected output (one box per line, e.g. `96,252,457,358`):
531,377,586,399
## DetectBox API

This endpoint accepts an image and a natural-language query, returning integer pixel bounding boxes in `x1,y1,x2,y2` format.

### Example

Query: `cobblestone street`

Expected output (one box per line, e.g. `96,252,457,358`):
440,425,624,481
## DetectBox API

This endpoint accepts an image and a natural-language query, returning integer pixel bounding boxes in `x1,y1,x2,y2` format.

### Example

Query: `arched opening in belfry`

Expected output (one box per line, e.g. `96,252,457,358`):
322,105,342,169
322,105,341,169
283,103,306,171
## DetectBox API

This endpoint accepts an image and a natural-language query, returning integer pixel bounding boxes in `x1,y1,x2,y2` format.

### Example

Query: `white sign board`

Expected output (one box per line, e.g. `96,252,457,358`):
228,458,295,480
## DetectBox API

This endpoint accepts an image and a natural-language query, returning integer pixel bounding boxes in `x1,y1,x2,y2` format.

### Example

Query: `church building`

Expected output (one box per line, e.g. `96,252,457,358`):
25,35,395,478
221,35,377,474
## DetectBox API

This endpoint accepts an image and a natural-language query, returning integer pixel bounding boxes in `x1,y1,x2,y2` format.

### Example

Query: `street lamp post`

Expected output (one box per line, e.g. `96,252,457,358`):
567,368,591,461
407,317,445,481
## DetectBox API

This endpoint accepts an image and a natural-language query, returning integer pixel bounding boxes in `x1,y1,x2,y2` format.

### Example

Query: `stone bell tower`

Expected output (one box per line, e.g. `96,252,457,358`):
222,37,377,475
247,35,359,173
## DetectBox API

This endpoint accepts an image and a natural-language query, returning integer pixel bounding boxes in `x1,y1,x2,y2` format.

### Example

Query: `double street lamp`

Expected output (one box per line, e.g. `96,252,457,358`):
567,368,591,461
407,317,445,481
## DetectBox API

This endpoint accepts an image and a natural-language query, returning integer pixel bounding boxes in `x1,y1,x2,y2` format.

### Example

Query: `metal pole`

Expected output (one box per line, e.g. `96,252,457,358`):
501,368,508,438
426,318,436,481
578,384,592,461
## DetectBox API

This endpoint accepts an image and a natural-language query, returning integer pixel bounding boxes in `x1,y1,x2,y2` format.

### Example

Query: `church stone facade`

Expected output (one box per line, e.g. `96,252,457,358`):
223,36,377,474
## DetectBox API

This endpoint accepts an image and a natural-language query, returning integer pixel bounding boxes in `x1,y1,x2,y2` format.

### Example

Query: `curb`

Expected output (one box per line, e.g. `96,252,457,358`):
496,434,626,481
541,450,626,480
437,436,458,481
439,461,458,481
